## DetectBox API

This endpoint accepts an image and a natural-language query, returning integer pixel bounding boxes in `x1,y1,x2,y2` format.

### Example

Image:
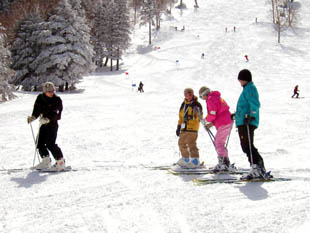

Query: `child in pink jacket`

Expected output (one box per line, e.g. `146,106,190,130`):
199,86,233,171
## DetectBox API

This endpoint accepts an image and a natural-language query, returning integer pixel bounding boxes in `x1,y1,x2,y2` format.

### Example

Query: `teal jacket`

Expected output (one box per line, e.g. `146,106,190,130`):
235,82,260,127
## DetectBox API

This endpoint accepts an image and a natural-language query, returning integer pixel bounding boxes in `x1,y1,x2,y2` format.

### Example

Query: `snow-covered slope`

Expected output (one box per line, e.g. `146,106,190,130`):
1,0,310,232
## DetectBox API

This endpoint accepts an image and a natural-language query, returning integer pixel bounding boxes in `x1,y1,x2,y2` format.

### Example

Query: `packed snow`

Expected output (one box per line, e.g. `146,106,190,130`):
1,0,310,232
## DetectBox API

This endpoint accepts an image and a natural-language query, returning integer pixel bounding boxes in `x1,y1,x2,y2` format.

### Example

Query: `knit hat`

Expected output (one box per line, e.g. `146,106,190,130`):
238,69,252,82
43,82,56,93
199,86,210,98
184,88,194,95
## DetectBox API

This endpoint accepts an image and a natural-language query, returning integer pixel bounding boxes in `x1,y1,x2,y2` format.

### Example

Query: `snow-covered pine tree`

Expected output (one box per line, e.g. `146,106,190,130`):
0,25,15,101
92,0,107,67
29,0,95,91
140,0,156,45
0,0,11,14
10,12,44,91
112,0,131,70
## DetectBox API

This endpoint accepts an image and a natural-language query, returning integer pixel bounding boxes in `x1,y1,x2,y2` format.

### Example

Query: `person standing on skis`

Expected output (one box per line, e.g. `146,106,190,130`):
176,88,203,168
27,82,66,171
236,69,266,179
291,85,299,98
199,86,233,171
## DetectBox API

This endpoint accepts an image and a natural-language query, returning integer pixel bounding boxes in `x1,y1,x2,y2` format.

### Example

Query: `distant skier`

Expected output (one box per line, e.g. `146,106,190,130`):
235,69,267,179
176,88,203,168
291,85,299,98
245,55,249,62
194,0,199,8
27,82,66,171
199,86,233,172
201,53,205,59
138,81,144,93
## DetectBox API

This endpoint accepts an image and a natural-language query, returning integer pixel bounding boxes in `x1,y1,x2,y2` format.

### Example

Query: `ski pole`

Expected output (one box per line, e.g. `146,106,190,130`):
225,121,234,148
206,127,219,155
246,123,254,166
30,122,41,167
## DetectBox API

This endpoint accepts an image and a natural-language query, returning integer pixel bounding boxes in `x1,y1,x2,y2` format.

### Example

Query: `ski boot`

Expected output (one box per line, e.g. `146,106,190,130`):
176,157,190,167
48,158,66,171
241,164,267,180
213,156,229,172
33,157,51,170
185,157,201,169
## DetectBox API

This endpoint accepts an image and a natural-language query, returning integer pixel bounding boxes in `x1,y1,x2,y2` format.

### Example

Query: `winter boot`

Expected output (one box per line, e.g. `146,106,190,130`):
185,157,200,169
33,157,51,170
48,158,66,171
176,157,190,167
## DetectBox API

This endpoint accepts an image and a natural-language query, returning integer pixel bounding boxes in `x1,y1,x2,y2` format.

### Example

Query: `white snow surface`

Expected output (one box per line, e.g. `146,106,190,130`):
1,0,310,232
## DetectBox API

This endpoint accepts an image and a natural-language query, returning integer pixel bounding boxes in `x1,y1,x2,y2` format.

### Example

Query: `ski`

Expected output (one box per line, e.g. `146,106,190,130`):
168,166,249,175
144,161,205,171
39,166,74,173
144,164,177,170
192,176,291,185
1,166,77,174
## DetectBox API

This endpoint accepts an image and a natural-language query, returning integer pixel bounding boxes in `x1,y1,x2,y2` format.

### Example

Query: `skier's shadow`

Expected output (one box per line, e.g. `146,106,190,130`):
236,182,268,200
10,171,48,188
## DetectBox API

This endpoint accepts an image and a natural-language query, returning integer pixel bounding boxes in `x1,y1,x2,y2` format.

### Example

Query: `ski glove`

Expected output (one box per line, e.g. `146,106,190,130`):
204,123,213,129
244,114,255,125
40,117,50,125
27,116,36,124
176,125,181,137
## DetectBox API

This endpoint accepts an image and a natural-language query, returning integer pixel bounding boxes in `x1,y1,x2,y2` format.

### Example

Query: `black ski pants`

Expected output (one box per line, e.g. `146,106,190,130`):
37,124,63,160
237,125,265,169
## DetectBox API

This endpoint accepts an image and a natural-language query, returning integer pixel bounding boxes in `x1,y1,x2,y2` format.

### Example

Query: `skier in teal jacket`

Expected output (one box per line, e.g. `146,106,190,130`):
235,69,267,179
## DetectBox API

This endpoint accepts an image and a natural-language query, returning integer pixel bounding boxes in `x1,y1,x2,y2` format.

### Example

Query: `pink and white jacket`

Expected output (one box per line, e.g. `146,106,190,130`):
205,91,232,129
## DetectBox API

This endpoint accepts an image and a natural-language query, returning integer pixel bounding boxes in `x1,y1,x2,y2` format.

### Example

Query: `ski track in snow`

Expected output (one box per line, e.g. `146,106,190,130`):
1,0,310,232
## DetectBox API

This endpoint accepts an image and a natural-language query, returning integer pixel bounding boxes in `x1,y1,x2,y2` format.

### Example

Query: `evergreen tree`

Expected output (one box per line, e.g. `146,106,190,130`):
95,0,131,71
92,0,107,67
0,0,11,14
111,0,131,70
0,25,15,101
10,12,44,91
140,0,156,45
29,0,95,90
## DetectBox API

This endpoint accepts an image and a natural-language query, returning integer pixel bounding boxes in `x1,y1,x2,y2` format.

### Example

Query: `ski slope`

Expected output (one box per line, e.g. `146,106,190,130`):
1,0,310,232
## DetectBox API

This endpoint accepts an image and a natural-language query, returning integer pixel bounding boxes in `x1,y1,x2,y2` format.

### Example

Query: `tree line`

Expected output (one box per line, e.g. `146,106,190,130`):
0,0,178,98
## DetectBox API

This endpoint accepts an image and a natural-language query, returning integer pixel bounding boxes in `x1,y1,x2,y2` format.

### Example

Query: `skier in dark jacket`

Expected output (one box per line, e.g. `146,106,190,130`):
138,81,144,93
291,85,299,98
27,82,65,171
235,69,267,179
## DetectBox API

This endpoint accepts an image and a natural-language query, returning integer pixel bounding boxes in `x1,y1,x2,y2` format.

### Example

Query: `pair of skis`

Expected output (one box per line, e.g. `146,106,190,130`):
1,166,74,174
146,164,291,185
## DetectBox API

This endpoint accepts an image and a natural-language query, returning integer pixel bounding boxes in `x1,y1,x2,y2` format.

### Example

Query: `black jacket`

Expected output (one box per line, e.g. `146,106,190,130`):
32,93,63,126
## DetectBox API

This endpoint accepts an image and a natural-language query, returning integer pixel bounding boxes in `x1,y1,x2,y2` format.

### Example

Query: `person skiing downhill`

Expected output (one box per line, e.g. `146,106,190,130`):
176,88,203,168
235,69,267,179
199,86,233,171
27,82,66,171
138,81,144,93
291,85,299,98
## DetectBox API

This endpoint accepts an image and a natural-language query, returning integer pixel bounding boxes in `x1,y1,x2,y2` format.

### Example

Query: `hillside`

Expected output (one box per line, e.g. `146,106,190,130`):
0,0,310,232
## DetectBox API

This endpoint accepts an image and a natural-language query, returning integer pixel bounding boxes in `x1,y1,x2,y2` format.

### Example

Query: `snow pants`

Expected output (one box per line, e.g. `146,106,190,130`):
237,125,265,168
292,92,299,98
37,124,63,160
214,123,232,158
178,131,199,158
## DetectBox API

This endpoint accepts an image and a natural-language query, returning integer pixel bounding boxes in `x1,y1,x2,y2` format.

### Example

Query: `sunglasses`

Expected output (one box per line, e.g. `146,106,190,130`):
199,90,209,99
